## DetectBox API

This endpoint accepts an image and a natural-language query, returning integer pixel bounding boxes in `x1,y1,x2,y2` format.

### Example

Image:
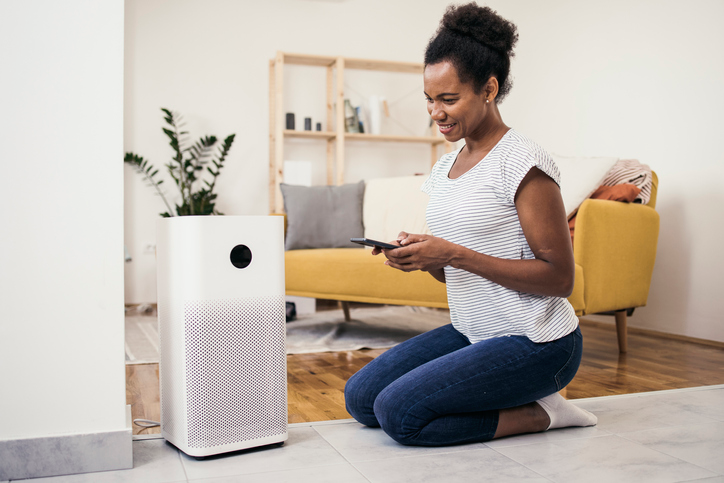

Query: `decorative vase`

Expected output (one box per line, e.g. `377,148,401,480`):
344,99,360,133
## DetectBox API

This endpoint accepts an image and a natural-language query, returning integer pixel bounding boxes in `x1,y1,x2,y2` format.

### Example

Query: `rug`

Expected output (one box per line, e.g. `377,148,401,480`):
125,314,160,364
124,305,450,363
286,306,450,354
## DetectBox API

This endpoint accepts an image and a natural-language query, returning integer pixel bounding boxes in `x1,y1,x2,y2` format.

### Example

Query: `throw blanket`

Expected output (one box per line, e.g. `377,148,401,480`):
598,158,652,205
568,159,652,245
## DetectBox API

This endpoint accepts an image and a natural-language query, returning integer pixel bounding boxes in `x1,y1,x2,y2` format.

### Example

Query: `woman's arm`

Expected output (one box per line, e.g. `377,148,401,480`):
381,167,575,298
425,267,446,283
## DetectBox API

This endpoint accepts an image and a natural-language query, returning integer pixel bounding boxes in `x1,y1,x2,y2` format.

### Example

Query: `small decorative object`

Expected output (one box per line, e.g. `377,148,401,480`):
286,112,295,130
355,107,365,133
368,95,384,135
316,122,322,131
344,99,360,133
124,108,235,217
304,117,312,131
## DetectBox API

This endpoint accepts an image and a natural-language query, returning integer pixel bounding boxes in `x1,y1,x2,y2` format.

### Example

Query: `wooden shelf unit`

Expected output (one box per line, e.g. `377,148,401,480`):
269,51,453,214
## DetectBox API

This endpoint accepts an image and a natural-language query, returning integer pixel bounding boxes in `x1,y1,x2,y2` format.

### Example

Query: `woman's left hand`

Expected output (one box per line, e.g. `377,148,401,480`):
383,233,455,273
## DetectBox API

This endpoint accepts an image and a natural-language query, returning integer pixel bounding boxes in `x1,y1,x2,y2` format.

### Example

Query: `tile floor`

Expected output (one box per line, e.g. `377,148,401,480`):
10,385,724,483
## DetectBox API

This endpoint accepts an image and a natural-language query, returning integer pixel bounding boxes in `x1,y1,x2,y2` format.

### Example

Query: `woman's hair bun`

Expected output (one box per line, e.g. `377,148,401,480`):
441,3,518,55
425,2,518,102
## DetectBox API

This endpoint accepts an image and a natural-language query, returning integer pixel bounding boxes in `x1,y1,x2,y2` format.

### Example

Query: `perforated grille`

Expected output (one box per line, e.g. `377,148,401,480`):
159,301,183,445
184,296,287,449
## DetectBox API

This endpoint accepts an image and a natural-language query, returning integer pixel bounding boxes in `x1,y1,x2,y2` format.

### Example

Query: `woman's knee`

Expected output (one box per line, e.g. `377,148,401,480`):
373,384,421,446
344,370,380,427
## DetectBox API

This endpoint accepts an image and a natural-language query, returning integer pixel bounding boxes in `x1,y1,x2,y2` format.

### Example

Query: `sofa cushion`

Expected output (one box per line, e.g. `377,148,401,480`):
363,175,432,242
280,181,365,250
551,154,618,219
285,248,448,308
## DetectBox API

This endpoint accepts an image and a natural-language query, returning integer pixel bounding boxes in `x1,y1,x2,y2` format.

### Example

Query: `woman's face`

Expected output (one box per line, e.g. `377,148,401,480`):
423,61,491,142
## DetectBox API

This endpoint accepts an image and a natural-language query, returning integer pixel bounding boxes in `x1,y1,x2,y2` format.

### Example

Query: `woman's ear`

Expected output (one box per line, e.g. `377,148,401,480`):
484,77,499,102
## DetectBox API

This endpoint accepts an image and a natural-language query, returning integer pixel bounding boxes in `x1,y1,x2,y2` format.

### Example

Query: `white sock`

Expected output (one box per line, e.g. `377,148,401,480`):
536,393,598,430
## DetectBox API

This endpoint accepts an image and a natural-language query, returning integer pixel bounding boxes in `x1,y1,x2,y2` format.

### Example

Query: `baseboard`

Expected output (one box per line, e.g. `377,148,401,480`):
0,406,133,480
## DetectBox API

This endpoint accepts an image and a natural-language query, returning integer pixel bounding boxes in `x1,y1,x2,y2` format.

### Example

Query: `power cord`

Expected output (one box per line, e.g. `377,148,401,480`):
133,418,160,429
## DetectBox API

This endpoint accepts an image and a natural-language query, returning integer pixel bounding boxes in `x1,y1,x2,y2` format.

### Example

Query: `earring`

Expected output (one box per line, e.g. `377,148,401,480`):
486,99,490,103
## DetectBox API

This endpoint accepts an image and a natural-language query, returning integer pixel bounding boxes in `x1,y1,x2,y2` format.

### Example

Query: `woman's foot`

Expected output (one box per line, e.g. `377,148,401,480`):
494,393,597,439
536,392,597,430
494,401,550,438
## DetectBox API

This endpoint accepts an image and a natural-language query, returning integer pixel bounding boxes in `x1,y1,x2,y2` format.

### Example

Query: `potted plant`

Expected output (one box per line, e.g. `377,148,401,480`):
125,108,235,217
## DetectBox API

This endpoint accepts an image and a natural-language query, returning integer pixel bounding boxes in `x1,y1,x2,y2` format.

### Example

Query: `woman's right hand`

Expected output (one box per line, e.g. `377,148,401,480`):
373,231,448,283
383,232,454,273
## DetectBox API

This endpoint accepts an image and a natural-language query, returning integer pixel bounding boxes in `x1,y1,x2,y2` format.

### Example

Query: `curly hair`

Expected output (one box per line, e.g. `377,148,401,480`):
425,3,518,103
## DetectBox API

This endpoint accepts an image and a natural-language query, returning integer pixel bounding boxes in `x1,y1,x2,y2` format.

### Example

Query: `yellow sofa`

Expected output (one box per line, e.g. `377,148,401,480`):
285,173,659,353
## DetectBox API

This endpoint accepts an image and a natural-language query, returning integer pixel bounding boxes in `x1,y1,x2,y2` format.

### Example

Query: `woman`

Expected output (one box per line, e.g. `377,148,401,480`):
344,3,597,446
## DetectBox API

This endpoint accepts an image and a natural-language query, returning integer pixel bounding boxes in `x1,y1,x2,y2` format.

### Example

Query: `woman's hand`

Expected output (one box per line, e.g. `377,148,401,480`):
373,231,450,283
383,233,451,272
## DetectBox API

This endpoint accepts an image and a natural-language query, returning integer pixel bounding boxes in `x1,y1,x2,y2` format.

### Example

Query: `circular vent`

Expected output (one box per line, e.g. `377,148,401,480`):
230,245,252,269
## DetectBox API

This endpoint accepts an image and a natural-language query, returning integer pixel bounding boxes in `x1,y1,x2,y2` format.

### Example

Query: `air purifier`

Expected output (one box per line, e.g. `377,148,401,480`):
156,215,288,457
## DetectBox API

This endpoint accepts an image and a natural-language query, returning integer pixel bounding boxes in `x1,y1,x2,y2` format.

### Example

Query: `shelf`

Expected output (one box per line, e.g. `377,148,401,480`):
282,52,423,74
284,130,335,140
344,133,445,144
283,53,336,67
344,57,423,74
283,130,445,145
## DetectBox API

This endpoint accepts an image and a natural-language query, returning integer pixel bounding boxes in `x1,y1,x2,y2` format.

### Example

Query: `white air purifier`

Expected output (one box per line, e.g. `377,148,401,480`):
156,215,288,457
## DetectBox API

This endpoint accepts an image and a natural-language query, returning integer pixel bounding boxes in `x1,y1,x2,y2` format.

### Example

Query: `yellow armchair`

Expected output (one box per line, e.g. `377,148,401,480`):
568,172,660,352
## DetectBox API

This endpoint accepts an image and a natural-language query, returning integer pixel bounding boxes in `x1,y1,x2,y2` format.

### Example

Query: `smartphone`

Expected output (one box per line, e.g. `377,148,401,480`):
350,237,400,250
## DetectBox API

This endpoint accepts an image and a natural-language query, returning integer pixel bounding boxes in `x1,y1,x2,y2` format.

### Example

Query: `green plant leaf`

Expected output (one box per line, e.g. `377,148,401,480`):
126,108,235,217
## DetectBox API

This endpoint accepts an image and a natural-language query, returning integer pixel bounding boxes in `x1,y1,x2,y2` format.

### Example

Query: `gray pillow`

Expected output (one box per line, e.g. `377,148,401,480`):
280,181,365,250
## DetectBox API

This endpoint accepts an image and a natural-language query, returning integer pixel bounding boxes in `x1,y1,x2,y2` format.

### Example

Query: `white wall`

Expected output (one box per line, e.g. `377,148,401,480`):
125,0,724,343
0,0,127,440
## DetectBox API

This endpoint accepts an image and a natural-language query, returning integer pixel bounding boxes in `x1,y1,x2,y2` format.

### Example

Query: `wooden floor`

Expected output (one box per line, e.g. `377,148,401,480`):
127,317,724,435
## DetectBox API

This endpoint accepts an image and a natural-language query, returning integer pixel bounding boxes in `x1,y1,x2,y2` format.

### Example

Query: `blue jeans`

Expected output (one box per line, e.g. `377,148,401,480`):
344,324,582,446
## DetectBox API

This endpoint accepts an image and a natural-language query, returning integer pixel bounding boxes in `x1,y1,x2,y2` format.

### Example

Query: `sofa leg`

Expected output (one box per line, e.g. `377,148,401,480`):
614,310,628,353
339,301,351,321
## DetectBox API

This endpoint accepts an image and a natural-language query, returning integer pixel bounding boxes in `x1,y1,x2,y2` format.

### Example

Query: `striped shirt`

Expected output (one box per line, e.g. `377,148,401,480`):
421,129,578,343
